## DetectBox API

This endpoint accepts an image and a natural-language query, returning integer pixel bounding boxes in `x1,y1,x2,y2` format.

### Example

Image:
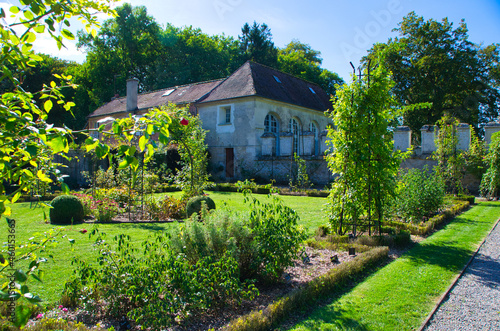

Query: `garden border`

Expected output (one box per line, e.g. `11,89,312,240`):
417,215,500,331
222,246,389,331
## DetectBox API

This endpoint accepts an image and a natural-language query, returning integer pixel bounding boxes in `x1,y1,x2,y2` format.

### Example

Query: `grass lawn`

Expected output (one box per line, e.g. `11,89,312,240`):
287,201,500,331
1,192,328,306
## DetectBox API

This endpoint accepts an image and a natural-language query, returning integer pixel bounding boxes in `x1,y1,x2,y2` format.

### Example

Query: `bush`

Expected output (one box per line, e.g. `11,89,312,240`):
64,231,257,330
49,195,84,225
145,195,186,220
388,167,445,222
171,196,307,283
186,195,216,217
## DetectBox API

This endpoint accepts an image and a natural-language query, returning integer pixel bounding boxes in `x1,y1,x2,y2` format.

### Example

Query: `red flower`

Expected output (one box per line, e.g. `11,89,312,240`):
180,118,189,126
80,229,88,234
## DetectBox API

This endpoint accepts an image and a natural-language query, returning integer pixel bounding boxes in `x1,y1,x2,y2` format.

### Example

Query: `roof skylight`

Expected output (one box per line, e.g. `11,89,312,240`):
162,89,175,96
309,87,316,94
273,75,281,83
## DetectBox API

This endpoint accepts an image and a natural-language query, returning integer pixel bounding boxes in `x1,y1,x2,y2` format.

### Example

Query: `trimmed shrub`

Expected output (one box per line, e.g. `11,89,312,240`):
186,195,215,217
49,195,84,225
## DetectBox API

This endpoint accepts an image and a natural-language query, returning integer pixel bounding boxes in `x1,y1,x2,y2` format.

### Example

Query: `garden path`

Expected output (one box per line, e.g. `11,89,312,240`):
424,218,500,331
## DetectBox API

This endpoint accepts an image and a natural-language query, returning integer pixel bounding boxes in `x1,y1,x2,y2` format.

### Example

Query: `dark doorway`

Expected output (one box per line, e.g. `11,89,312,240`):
225,148,234,178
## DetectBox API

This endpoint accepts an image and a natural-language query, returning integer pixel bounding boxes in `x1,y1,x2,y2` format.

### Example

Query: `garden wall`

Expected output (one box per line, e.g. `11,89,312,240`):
53,150,109,189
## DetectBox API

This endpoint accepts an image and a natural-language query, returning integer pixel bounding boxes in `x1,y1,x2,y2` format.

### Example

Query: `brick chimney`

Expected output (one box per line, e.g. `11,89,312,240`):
126,78,139,112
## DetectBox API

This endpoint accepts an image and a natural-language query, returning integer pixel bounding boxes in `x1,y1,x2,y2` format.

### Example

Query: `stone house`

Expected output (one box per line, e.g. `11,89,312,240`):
87,61,334,184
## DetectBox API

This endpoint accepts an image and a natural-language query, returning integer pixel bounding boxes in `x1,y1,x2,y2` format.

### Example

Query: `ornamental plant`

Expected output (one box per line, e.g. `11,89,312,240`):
480,132,500,199
326,61,418,236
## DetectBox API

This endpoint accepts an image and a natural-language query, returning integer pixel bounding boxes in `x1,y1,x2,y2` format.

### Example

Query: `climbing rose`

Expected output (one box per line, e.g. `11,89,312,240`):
180,118,189,126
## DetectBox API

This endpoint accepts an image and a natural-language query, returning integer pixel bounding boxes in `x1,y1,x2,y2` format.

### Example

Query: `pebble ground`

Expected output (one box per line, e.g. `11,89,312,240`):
424,220,500,331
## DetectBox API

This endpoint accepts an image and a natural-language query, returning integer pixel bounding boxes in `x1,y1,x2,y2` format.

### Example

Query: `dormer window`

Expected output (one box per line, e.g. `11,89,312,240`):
162,89,175,96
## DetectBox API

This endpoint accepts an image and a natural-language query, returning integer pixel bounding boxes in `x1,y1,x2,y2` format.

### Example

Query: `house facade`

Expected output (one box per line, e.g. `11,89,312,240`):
87,61,334,184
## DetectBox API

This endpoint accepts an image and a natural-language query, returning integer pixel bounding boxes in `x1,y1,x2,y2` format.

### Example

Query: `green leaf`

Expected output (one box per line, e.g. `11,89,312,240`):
20,285,29,294
61,183,70,194
25,32,36,43
14,304,32,327
12,192,21,203
146,124,154,135
0,290,10,301
9,6,19,14
138,135,147,151
48,135,67,154
14,270,28,283
33,24,45,33
61,29,75,40
44,99,53,112
24,293,43,304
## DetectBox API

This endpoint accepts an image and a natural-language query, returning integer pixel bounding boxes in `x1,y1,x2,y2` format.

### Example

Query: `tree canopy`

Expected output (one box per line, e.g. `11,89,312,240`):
364,12,500,136
58,7,343,126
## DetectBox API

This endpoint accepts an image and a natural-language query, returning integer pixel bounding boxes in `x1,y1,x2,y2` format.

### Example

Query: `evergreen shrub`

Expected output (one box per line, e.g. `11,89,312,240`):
186,195,216,217
49,195,84,225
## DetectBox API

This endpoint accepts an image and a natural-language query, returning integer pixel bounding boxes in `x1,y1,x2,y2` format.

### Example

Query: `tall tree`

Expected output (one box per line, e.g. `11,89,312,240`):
239,21,278,68
77,3,164,104
364,12,500,136
326,61,405,236
278,40,343,95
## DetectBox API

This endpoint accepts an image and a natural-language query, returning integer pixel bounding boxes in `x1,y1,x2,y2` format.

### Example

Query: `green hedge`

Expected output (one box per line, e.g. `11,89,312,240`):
383,200,471,236
223,246,389,331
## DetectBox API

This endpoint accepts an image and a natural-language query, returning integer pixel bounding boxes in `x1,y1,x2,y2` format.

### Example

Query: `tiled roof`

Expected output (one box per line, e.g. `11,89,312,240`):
88,79,224,118
88,61,331,118
201,62,331,112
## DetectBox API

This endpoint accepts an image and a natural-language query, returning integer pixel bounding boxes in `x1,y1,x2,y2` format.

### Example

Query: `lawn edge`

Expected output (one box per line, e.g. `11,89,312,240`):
417,215,500,331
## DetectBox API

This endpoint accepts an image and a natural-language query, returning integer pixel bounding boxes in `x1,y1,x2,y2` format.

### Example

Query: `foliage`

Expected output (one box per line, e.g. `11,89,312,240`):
245,195,307,282
76,3,240,111
49,195,84,225
480,132,500,198
464,127,488,180
289,153,312,191
239,21,278,68
326,61,407,236
278,40,343,95
0,1,176,327
145,195,186,220
165,104,212,198
432,115,465,194
63,230,258,329
387,167,446,223
364,12,500,135
186,195,216,217
171,193,306,283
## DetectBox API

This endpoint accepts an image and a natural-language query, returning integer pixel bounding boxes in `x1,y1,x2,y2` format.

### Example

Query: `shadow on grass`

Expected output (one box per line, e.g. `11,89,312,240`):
280,260,383,331
111,222,177,231
403,242,473,272
286,305,370,331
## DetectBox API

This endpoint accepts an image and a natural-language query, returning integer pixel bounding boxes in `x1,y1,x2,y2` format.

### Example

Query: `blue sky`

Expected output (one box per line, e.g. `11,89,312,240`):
16,0,500,82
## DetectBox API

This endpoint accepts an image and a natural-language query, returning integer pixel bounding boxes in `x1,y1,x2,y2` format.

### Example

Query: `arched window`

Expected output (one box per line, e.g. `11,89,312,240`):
289,118,300,155
264,114,278,133
309,122,319,156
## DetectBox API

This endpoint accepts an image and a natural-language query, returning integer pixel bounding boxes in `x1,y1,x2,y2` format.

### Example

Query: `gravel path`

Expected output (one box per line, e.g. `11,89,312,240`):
424,219,500,331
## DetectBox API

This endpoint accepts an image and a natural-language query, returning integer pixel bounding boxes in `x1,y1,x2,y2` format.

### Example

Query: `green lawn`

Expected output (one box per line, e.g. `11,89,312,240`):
287,201,500,331
1,191,328,305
